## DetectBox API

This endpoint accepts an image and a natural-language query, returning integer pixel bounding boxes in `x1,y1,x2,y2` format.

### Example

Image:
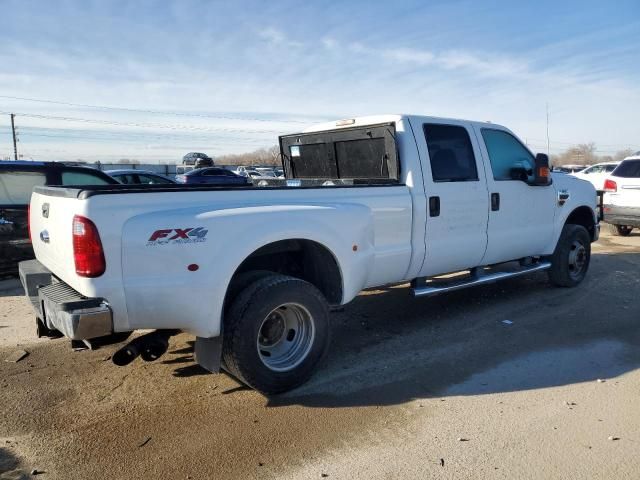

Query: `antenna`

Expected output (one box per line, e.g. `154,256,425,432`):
546,103,550,156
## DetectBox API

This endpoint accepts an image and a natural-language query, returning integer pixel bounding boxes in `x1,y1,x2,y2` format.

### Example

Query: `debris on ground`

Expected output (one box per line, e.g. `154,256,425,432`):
608,436,620,441
4,349,29,363
440,458,445,467
457,438,469,442
138,437,152,447
597,379,606,383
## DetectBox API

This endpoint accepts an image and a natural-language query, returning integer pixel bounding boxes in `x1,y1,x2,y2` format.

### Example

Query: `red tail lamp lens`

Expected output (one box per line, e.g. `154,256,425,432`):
72,215,106,277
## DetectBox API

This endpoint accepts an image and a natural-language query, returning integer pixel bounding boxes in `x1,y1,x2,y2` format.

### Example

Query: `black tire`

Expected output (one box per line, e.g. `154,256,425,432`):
607,223,633,236
225,270,274,306
222,274,330,395
548,224,591,287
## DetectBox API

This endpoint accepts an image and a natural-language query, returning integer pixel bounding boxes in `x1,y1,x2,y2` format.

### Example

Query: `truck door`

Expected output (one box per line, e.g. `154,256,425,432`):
417,121,490,276
473,126,556,264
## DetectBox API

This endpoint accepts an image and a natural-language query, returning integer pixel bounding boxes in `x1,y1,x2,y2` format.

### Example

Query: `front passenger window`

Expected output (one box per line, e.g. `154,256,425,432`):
481,129,535,181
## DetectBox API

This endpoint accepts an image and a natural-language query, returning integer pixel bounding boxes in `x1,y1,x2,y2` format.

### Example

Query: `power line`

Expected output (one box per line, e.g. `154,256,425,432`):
0,125,272,143
0,111,284,134
0,94,316,125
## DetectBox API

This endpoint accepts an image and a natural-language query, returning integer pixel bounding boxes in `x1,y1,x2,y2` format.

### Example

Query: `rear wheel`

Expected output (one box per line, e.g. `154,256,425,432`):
607,223,633,236
222,274,330,394
548,224,591,287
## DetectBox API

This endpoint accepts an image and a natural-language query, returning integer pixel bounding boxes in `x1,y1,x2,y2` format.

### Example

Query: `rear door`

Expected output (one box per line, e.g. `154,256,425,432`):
417,121,490,276
474,126,556,264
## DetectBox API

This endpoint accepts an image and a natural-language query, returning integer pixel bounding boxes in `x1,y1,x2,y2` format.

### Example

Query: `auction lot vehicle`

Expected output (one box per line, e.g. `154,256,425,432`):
0,161,117,276
175,167,250,185
20,115,599,394
106,169,177,185
571,161,620,190
603,156,640,236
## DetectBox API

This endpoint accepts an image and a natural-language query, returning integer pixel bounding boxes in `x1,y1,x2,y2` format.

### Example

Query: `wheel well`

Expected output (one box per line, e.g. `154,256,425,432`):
228,239,343,306
566,206,596,240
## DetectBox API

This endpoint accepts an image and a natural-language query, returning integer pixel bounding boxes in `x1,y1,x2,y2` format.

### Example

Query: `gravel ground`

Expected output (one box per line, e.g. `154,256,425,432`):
1,230,639,479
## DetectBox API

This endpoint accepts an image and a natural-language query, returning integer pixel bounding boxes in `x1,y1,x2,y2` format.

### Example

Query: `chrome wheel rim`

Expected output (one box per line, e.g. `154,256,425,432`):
257,303,315,372
568,240,587,279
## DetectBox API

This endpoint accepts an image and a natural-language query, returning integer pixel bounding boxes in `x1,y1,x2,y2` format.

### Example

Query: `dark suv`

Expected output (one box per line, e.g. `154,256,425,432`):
0,161,118,276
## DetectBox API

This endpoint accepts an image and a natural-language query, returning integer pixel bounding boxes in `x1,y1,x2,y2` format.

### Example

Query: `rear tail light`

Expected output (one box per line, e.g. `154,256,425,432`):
603,179,617,192
72,215,106,277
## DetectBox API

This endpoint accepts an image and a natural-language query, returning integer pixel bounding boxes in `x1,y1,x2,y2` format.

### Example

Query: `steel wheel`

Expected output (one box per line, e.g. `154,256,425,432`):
257,303,315,372
567,239,587,280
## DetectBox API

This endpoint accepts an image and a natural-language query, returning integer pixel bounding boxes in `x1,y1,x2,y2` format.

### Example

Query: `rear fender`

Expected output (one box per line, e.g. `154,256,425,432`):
121,203,374,337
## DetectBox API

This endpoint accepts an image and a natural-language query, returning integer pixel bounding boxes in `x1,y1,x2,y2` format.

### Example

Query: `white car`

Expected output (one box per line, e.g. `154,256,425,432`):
571,162,620,190
20,114,598,394
603,156,640,236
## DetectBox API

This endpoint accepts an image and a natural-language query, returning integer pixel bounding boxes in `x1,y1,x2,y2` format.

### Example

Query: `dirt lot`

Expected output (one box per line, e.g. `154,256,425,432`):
1,230,639,480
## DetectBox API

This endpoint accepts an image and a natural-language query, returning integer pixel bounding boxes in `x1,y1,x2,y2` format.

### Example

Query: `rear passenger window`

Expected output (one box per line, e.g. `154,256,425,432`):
61,171,111,185
481,129,535,181
612,160,640,178
423,124,478,182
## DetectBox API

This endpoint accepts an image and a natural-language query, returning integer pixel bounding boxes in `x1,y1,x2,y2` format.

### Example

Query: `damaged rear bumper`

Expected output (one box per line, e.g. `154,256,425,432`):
19,259,113,340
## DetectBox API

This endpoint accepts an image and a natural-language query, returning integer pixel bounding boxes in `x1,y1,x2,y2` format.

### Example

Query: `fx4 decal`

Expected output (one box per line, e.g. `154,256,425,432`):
147,227,208,246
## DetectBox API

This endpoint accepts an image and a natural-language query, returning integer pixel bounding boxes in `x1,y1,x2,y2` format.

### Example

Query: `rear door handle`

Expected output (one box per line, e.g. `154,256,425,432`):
491,193,500,211
429,196,440,217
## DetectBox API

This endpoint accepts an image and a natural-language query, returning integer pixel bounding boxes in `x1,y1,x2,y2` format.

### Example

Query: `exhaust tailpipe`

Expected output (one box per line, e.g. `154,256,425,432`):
112,329,179,366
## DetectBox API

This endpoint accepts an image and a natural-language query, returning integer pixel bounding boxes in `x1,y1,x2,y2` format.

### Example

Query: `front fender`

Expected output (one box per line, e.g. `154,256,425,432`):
121,203,375,337
543,175,598,254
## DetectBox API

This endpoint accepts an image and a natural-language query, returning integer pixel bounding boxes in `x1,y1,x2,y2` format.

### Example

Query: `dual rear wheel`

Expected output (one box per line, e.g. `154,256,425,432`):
222,274,330,395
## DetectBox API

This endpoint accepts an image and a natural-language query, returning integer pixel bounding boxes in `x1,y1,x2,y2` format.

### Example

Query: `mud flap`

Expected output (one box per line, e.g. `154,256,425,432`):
195,336,222,373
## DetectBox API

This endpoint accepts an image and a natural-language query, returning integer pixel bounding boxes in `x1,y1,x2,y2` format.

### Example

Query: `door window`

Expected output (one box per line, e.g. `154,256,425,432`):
481,129,535,181
137,174,173,184
423,124,478,182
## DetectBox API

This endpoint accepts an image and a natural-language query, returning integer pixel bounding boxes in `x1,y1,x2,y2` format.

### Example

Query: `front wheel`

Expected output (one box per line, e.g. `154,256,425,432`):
222,274,330,395
548,224,591,287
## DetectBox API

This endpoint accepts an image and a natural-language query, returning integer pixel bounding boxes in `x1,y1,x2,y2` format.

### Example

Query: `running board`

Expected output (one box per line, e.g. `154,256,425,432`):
412,262,552,298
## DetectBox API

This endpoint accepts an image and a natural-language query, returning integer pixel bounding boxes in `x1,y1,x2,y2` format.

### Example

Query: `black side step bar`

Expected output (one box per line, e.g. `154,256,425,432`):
412,261,551,298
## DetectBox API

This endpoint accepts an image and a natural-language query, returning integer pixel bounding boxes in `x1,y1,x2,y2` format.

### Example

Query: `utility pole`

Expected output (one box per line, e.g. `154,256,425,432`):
10,113,18,160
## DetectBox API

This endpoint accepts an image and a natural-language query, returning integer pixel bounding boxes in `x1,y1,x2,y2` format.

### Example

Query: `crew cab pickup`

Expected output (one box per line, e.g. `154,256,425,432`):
20,115,599,394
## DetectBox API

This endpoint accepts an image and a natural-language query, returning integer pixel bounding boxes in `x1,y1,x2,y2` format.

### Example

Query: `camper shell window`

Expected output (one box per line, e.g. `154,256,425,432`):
279,123,399,183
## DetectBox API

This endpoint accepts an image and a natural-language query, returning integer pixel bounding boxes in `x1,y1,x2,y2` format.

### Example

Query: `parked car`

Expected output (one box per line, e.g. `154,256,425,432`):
20,114,598,395
182,152,213,166
554,164,585,174
175,167,250,185
0,161,117,276
602,156,640,236
571,162,620,190
106,169,177,185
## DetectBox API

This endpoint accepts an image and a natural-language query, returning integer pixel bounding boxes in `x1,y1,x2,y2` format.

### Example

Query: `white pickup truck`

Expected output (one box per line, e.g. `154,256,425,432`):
20,115,599,394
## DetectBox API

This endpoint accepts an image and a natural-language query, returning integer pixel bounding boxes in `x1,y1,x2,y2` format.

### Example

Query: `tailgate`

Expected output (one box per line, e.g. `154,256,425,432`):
29,190,83,285
609,177,640,208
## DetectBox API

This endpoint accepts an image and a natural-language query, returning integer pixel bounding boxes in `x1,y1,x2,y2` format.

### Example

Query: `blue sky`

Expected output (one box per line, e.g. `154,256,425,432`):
0,0,638,162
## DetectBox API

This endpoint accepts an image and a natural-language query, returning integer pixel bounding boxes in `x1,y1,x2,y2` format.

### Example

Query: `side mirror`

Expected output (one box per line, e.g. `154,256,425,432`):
532,153,551,186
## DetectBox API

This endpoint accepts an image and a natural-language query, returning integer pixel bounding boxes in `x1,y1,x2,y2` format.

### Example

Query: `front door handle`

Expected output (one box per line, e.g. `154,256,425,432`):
429,196,440,217
491,193,500,211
